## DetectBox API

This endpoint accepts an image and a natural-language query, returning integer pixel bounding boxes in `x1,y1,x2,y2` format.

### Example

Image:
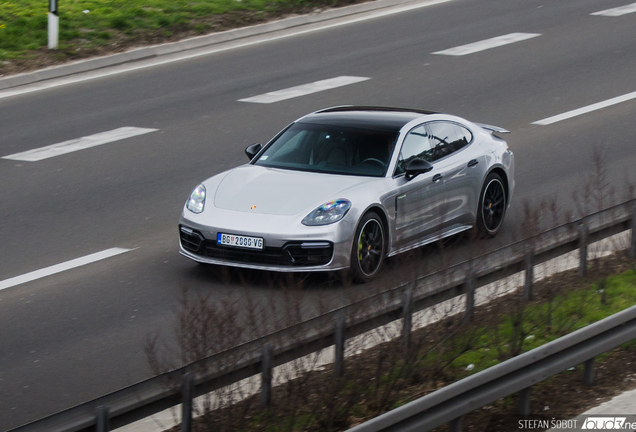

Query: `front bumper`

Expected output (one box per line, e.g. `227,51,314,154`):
178,206,355,272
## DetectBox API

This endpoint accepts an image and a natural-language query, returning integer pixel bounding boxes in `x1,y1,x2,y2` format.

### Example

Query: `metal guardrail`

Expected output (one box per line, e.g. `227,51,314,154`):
347,303,636,432
8,199,636,432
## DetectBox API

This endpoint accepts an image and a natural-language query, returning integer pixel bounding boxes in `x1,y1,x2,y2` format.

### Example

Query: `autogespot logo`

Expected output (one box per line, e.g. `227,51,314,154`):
581,417,628,430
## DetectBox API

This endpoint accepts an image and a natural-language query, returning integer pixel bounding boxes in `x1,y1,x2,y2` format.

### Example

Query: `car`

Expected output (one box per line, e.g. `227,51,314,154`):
179,106,515,282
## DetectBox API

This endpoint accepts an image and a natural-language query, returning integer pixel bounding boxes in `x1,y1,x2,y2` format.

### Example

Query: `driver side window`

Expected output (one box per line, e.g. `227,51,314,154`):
395,125,435,175
267,129,308,163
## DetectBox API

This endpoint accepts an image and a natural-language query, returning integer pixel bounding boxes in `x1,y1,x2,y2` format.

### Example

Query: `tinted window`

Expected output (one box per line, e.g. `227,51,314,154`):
427,122,472,159
255,122,398,177
395,125,435,175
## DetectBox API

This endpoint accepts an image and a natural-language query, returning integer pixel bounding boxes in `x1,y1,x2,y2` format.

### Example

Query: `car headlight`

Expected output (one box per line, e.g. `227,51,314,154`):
302,199,351,226
186,184,206,214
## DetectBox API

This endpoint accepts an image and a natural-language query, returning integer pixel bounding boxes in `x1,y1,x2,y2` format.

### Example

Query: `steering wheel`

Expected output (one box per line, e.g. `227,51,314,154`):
360,158,386,168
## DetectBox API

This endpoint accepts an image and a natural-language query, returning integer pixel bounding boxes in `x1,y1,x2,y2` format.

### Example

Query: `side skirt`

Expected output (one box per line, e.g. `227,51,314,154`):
387,224,473,257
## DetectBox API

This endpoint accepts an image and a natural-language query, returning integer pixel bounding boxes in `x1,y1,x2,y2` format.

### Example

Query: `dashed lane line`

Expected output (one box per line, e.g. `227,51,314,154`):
432,32,541,56
238,76,370,103
1,127,158,162
532,90,636,125
591,3,636,16
0,248,134,291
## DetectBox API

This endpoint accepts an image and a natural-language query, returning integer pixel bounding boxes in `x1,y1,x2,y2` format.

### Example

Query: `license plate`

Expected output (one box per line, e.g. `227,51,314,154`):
217,233,264,250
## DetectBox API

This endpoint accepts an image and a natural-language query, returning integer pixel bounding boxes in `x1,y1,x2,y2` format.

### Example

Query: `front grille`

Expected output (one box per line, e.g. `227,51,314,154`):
179,226,333,267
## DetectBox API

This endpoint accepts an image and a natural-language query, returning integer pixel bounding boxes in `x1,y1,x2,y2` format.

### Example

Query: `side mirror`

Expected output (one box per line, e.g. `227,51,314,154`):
245,143,263,161
405,158,433,181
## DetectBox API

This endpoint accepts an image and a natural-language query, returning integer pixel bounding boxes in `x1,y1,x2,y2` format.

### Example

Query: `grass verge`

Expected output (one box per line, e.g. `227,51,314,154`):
0,0,369,75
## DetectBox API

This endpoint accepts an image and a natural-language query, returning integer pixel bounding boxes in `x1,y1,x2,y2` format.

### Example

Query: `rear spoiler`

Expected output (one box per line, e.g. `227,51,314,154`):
475,123,510,134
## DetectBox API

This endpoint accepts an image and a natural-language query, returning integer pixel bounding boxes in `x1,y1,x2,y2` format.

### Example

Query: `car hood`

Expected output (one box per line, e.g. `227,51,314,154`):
212,165,370,216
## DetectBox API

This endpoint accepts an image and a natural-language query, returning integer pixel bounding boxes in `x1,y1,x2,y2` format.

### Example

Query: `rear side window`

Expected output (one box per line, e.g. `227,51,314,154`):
427,121,472,159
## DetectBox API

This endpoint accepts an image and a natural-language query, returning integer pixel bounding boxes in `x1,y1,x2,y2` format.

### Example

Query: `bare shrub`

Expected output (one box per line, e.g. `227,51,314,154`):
143,146,636,430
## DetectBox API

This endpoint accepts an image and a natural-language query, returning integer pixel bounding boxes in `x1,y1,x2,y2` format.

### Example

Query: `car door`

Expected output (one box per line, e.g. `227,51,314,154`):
392,125,447,251
427,121,487,228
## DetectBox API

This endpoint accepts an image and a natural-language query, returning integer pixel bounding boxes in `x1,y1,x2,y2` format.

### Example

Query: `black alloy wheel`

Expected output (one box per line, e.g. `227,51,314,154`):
351,212,385,282
478,173,506,237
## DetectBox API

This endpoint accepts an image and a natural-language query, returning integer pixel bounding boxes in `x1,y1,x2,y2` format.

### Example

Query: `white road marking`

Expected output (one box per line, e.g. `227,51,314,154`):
592,3,636,16
532,90,636,125
238,76,370,103
0,248,133,291
0,0,452,101
2,127,158,162
432,32,541,56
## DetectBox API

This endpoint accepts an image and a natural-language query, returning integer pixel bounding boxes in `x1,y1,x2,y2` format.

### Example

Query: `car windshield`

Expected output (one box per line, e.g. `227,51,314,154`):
254,122,399,177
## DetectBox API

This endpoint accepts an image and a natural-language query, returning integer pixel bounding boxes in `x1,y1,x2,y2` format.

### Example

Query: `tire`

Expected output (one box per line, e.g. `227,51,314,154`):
350,212,386,283
476,172,507,237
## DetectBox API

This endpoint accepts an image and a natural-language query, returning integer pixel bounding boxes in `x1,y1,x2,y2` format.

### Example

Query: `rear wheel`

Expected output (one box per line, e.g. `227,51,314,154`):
476,172,507,237
350,212,386,283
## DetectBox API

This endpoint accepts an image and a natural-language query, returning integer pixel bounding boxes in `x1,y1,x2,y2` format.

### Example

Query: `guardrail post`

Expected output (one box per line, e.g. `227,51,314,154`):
402,289,413,355
630,209,636,259
181,374,194,432
464,271,475,323
96,405,110,432
584,358,595,386
579,223,588,277
519,387,531,417
524,247,534,301
261,343,273,406
334,316,346,377
449,416,463,432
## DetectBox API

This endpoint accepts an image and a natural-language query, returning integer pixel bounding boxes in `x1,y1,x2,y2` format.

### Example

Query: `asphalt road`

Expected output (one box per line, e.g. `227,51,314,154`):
1,0,636,428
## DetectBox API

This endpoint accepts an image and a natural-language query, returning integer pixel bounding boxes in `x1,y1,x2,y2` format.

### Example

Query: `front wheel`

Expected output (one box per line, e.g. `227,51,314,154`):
350,212,386,283
476,172,507,237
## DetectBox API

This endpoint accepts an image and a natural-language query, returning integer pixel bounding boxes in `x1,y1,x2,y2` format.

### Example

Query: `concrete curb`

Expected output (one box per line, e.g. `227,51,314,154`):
0,0,431,91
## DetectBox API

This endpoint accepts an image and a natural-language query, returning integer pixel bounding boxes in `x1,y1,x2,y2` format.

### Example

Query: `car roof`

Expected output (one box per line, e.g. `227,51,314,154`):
297,106,437,133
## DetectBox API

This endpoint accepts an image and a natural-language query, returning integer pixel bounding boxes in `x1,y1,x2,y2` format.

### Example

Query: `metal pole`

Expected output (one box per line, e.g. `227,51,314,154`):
334,316,346,377
48,0,59,49
464,272,475,323
261,344,273,406
449,416,463,432
402,289,413,355
630,208,636,259
524,248,534,301
584,358,595,386
578,223,588,277
181,374,194,432
96,405,110,432
519,387,531,417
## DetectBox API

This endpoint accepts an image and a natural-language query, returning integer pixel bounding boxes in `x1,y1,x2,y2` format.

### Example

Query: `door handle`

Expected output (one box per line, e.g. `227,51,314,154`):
432,174,443,183
468,159,479,168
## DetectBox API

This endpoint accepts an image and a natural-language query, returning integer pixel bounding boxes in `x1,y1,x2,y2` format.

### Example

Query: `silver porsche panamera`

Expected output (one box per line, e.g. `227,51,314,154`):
179,106,515,282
